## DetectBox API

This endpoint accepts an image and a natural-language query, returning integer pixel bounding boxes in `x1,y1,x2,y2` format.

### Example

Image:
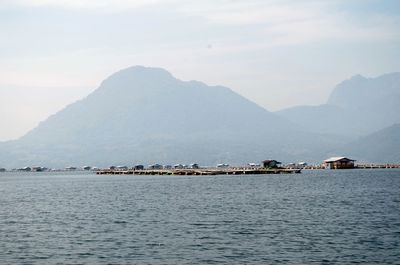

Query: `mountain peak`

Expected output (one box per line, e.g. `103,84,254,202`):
2,65,307,168
119,65,173,76
103,65,175,84
92,66,178,98
349,74,366,81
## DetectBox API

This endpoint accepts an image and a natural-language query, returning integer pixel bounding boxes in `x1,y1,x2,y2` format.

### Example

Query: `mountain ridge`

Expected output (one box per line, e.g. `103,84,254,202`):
277,72,400,137
1,67,398,168
341,123,400,164
1,66,335,168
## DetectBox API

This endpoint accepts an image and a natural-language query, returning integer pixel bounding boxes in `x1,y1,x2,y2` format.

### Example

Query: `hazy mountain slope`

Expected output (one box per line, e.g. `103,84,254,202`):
0,66,338,168
19,66,291,144
327,73,400,109
276,104,356,136
338,124,400,164
277,72,400,137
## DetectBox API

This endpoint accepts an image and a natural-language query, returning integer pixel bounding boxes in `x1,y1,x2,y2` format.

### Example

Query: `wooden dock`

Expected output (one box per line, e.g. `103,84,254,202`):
96,168,301,176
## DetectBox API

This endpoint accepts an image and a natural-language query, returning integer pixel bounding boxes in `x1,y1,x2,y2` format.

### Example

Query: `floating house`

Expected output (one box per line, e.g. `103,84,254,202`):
32,167,42,172
18,167,31,171
133,164,144,170
297,162,308,167
217,163,229,168
32,166,48,172
324,157,356,169
148,164,162,170
263,160,281,168
248,163,261,168
190,163,199,169
174,164,183,169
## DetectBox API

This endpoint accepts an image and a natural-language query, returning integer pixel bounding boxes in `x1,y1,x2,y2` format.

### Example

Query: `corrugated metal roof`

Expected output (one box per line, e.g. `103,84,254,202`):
324,157,355,162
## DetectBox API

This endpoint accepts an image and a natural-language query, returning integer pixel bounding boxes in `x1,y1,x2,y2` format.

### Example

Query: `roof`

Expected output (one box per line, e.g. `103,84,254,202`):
263,160,281,163
324,157,356,162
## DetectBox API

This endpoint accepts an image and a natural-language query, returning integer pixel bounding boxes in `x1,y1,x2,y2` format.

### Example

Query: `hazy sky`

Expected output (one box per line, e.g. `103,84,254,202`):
1,0,400,141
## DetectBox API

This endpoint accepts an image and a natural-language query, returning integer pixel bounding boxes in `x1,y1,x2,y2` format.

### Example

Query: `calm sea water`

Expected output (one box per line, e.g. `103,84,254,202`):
1,169,399,264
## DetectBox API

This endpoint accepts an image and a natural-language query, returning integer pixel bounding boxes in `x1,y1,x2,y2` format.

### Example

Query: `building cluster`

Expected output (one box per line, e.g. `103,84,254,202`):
3,166,97,172
0,156,366,172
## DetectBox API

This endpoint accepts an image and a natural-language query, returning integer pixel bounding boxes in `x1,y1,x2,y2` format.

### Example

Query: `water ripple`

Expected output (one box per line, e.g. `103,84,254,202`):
0,169,399,264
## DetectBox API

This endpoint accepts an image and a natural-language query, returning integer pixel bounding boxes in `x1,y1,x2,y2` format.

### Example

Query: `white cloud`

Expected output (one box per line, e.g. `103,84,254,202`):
3,0,174,11
264,14,400,47
177,0,400,47
178,1,316,26
5,0,400,46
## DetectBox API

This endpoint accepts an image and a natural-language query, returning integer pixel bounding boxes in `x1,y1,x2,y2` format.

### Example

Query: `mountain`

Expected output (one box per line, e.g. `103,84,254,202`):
0,66,338,168
277,72,400,137
327,73,400,109
276,104,356,136
339,124,400,164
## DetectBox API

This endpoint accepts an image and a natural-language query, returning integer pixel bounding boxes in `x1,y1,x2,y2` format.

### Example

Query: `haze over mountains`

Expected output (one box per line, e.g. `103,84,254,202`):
0,66,399,168
277,73,400,137
276,72,400,164
343,124,400,164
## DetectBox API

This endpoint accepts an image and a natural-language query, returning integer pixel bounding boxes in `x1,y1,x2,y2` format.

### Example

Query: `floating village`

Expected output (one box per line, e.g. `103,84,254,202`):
1,157,400,175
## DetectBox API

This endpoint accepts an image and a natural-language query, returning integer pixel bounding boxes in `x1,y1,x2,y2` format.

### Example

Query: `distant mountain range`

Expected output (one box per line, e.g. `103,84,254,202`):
0,67,399,168
277,73,400,138
343,123,400,164
0,66,338,168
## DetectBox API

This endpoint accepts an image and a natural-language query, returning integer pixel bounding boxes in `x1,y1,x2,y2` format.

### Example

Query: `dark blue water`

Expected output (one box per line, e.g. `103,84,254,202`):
1,169,399,264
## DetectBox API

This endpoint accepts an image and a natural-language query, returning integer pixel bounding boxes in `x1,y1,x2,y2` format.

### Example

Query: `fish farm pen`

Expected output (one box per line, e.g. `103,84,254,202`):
96,168,301,176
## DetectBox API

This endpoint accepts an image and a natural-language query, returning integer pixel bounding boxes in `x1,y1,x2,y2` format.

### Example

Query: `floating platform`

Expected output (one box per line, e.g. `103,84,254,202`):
96,168,301,176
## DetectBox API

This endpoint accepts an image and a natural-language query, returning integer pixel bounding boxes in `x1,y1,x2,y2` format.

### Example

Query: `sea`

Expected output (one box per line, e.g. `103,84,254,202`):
1,169,399,264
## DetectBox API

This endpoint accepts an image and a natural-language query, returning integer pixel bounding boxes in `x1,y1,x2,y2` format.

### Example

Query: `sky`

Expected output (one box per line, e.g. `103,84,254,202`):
1,0,400,141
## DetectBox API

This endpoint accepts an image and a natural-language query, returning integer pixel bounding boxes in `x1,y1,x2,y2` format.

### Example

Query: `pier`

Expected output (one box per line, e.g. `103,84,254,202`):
96,168,301,176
